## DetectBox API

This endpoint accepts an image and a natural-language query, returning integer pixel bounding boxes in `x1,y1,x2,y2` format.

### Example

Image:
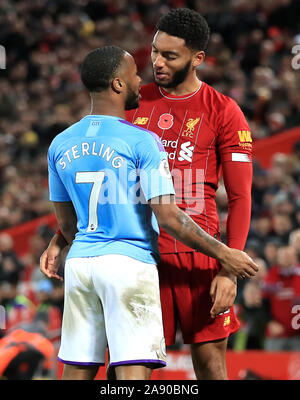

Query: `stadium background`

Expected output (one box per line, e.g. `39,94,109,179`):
0,0,299,380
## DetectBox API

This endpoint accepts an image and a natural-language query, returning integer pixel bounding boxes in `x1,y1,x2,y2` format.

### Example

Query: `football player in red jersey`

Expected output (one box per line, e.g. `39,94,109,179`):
41,9,255,380
125,8,253,380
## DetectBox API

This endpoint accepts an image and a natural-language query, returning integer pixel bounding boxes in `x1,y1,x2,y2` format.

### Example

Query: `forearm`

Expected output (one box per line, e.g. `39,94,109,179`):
152,196,258,278
53,201,78,245
159,207,228,262
223,161,252,250
52,231,68,249
226,195,251,250
57,221,77,244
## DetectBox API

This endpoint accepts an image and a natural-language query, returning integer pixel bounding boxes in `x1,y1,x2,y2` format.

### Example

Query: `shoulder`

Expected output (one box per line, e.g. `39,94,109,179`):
119,119,164,152
201,82,240,112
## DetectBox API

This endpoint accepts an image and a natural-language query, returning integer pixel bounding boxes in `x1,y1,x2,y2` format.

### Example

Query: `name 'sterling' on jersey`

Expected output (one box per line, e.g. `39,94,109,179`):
58,141,124,170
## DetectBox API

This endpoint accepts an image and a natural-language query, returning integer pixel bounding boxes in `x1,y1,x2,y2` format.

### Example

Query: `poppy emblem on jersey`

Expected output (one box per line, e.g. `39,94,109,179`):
158,113,174,130
133,117,149,125
182,117,200,138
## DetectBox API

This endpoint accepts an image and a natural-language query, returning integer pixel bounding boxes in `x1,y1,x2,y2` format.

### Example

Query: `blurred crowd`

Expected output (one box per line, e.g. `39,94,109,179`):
217,142,300,351
0,0,299,230
0,0,299,378
0,224,63,379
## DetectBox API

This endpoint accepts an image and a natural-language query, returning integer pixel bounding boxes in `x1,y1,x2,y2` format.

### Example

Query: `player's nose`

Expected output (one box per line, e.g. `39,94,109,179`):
153,54,165,68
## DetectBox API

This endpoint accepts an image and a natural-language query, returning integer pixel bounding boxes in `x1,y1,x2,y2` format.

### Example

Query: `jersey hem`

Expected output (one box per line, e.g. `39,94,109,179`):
165,325,240,346
187,324,240,345
66,250,158,265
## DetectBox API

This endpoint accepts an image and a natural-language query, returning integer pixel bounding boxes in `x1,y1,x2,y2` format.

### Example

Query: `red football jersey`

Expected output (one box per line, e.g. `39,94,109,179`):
126,82,252,253
263,265,300,337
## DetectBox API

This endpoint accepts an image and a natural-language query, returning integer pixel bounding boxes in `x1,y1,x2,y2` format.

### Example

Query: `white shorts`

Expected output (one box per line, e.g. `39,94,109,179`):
58,254,166,369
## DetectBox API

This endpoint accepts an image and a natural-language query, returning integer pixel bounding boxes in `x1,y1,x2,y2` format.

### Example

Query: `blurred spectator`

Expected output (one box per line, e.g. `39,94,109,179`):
0,328,55,380
291,141,300,175
244,239,263,260
263,239,282,266
250,214,273,242
0,233,24,284
289,229,300,261
234,258,269,350
1,281,36,332
262,246,300,351
22,225,57,286
48,279,64,315
295,207,300,227
33,279,62,344
270,213,294,244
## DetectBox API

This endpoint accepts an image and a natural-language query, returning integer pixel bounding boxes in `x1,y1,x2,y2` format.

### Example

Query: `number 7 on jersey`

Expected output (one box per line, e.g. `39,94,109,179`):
75,171,105,232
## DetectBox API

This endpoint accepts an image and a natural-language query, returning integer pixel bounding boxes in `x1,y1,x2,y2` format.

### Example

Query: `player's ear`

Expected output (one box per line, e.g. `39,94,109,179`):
111,77,124,94
192,51,205,68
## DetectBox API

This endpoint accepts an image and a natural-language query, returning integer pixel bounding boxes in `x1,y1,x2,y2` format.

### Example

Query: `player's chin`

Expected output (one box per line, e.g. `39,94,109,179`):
154,77,172,88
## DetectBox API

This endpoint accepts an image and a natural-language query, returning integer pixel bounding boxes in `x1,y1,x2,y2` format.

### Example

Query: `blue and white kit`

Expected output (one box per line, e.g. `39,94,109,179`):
48,115,174,367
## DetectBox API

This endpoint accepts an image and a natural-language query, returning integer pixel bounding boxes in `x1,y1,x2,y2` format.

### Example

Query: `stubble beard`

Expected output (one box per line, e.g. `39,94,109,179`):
154,60,192,89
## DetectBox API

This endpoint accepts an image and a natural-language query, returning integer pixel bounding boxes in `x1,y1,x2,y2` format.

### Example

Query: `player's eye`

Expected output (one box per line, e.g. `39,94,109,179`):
161,52,177,61
165,55,177,61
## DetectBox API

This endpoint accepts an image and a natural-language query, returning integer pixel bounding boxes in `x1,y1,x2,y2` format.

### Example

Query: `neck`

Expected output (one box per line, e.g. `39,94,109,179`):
160,73,202,96
89,93,126,119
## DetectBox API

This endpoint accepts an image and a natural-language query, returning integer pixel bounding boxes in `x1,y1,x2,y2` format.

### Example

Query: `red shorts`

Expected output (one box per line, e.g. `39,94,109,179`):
158,252,240,345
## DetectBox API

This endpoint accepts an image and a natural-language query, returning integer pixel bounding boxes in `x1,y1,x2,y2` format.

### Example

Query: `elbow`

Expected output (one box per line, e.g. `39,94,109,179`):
156,205,180,232
58,220,75,237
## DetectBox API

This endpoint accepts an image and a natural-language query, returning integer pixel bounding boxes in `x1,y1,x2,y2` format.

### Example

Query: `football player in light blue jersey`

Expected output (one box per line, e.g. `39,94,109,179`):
48,110,173,265
42,46,258,380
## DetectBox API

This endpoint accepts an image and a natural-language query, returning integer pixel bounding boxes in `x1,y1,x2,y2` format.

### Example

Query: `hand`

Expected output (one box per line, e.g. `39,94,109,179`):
40,244,63,281
219,246,259,279
40,234,66,281
210,269,237,318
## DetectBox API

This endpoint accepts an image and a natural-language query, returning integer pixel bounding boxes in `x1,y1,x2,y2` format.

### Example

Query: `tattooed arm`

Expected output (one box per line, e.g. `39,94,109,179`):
149,195,258,278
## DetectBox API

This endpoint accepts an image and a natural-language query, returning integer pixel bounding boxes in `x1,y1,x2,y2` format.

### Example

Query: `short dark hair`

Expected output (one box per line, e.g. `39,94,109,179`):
156,8,210,51
80,46,126,92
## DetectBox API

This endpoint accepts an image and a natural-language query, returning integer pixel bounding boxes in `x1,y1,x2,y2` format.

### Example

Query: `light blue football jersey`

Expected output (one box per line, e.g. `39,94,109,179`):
48,115,175,264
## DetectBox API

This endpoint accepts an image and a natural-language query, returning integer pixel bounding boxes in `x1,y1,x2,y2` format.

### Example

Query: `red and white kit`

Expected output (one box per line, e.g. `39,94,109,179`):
126,82,253,345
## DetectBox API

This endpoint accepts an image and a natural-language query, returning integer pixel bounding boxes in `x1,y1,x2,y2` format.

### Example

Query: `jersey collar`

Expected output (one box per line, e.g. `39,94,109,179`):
158,82,203,100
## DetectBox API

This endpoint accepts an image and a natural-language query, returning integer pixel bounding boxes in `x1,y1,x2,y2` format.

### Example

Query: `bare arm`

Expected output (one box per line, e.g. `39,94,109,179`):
40,202,77,280
150,195,258,278
52,201,78,244
151,197,224,259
